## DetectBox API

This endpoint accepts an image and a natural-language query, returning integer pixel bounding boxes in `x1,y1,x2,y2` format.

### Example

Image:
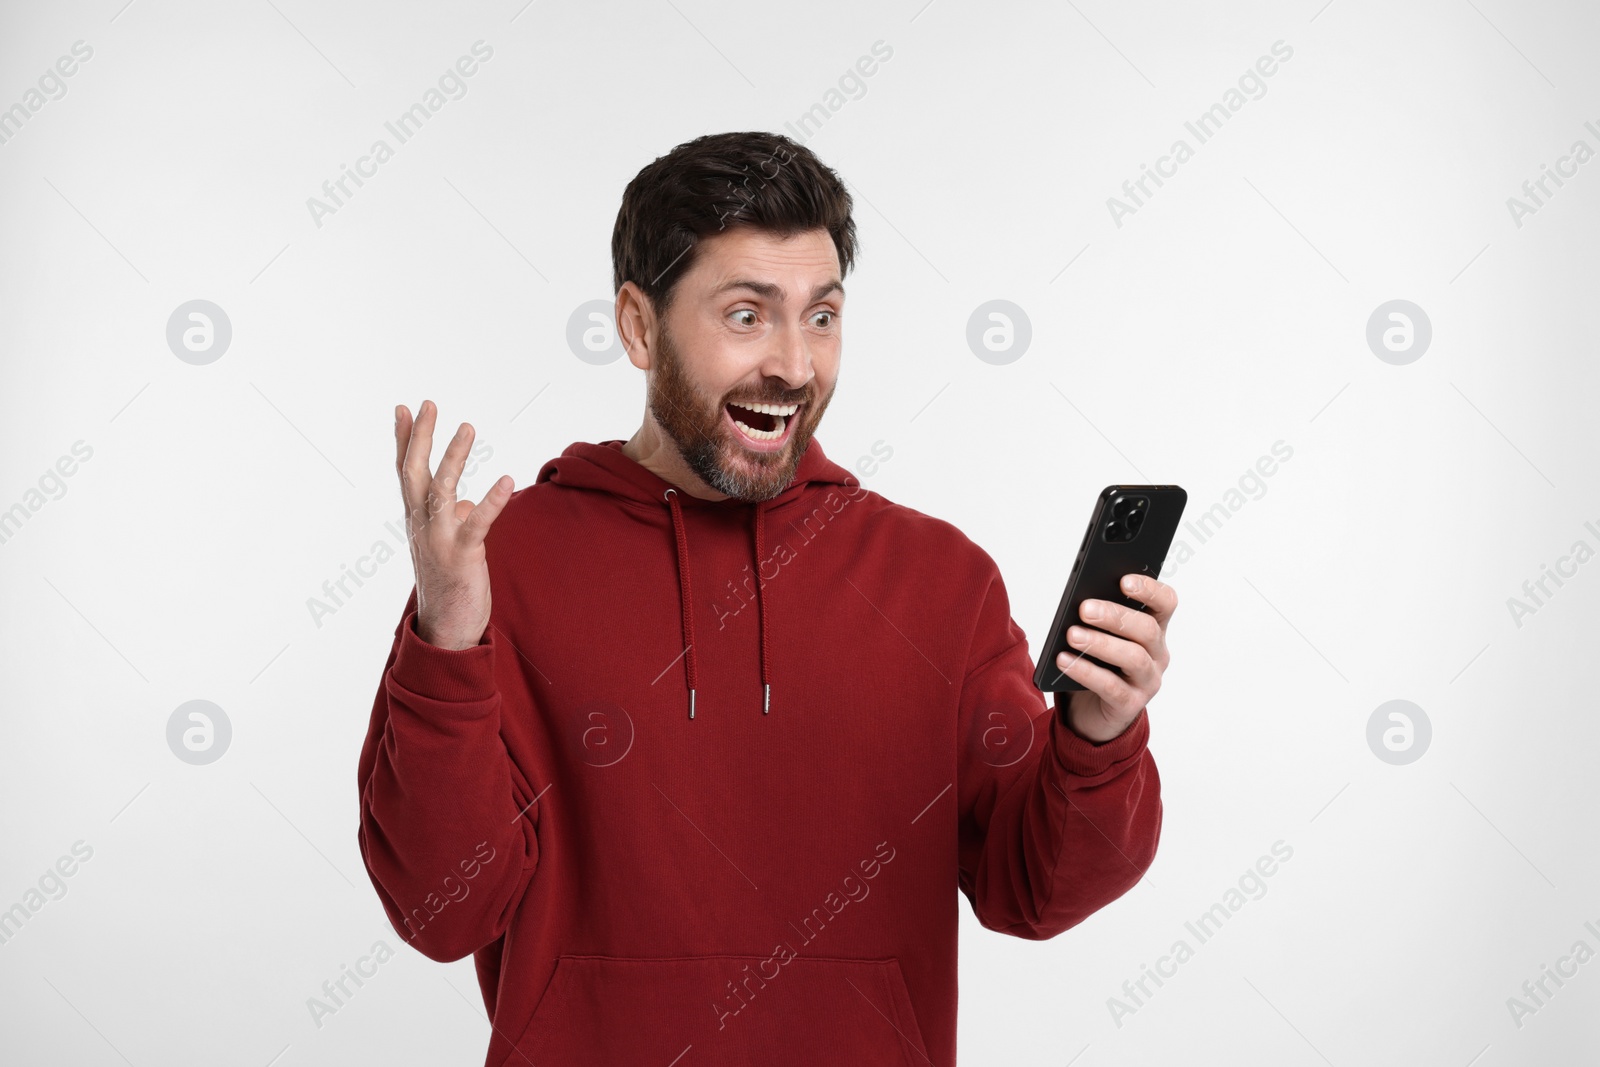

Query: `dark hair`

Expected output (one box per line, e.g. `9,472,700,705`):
611,131,858,316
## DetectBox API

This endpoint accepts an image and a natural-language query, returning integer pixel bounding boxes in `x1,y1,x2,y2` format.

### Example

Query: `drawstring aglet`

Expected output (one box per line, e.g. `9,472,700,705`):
762,684,770,715
688,689,695,720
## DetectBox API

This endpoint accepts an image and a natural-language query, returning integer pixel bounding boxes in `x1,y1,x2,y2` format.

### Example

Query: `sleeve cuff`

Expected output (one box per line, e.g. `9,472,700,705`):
1050,704,1150,784
388,608,498,704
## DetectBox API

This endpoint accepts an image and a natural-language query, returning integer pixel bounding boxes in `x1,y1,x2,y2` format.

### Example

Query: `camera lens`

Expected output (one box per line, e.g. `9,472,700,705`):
1127,511,1144,532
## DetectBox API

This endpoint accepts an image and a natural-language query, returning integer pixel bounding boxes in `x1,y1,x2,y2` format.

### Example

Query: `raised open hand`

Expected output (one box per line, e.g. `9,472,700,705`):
395,400,513,650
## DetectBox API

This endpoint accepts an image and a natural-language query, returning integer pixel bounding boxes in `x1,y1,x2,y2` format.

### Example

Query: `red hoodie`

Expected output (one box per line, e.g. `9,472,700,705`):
356,437,1161,1066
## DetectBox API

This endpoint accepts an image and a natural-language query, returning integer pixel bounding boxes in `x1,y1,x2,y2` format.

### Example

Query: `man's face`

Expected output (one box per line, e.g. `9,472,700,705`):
644,227,843,502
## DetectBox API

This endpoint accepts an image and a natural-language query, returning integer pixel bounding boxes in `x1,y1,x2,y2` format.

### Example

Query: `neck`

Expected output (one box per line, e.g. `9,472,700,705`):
621,417,729,501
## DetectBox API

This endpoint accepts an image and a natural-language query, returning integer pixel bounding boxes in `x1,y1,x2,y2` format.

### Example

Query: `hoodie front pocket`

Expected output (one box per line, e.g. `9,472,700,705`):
505,953,930,1067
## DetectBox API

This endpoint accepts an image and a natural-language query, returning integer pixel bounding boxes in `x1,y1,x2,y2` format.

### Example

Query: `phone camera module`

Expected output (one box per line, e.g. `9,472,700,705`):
1105,495,1149,542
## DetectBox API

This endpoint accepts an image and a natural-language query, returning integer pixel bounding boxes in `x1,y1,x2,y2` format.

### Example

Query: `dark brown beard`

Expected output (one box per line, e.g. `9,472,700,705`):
647,320,832,502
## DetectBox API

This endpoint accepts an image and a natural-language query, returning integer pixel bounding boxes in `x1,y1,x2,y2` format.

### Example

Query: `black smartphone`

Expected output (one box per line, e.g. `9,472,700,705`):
1033,485,1188,692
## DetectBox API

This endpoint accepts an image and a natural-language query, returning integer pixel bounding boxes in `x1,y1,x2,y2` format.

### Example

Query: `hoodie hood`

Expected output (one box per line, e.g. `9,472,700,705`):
535,438,857,720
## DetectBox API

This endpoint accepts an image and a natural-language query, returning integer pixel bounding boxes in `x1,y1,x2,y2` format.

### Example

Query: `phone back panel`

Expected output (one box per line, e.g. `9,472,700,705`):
1033,485,1188,692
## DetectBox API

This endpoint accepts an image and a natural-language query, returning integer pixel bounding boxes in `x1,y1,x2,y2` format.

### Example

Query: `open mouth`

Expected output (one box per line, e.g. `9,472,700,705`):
724,400,802,447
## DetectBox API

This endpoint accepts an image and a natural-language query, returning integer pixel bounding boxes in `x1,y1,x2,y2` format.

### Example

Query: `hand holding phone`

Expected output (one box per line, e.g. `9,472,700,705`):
1033,486,1186,694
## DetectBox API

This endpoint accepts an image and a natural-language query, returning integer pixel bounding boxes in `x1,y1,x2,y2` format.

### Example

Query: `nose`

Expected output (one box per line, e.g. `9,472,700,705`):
761,318,813,392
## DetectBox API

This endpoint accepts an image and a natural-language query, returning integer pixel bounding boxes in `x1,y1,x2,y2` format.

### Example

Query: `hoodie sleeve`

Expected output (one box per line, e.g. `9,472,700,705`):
956,559,1161,940
356,587,541,963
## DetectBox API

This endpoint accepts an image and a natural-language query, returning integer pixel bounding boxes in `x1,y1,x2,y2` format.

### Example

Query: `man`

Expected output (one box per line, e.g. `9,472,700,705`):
357,131,1173,1066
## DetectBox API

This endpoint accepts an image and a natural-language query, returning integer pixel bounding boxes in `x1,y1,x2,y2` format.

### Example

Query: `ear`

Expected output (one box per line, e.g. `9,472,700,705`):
616,282,657,372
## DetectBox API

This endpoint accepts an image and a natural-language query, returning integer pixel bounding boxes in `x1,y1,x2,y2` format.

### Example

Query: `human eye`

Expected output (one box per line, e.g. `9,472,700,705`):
809,309,837,329
729,308,758,327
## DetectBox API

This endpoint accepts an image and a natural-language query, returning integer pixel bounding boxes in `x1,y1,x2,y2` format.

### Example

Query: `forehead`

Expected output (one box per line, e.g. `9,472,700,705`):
683,227,840,294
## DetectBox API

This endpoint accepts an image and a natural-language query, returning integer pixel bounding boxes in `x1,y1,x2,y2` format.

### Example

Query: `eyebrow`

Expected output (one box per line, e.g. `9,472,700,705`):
711,279,845,304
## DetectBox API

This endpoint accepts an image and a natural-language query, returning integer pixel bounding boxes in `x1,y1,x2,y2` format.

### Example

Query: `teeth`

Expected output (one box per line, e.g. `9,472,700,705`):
732,414,787,441
729,401,799,417
727,400,799,444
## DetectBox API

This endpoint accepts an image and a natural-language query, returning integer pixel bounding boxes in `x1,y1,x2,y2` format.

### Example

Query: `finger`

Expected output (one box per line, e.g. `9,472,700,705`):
401,400,437,521
461,475,515,544
1118,574,1178,628
1064,625,1158,689
1079,596,1161,648
394,404,413,480
429,419,477,520
1055,648,1139,711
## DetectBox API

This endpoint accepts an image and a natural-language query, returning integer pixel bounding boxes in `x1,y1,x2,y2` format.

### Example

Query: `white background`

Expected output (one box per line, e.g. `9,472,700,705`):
1,0,1596,1064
